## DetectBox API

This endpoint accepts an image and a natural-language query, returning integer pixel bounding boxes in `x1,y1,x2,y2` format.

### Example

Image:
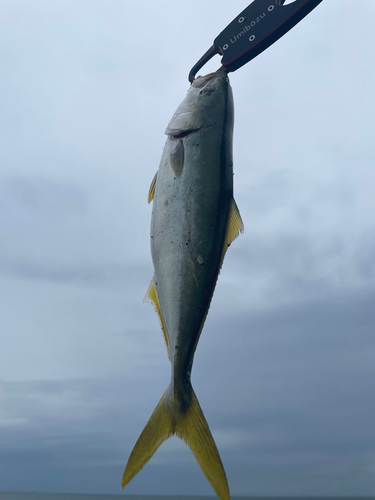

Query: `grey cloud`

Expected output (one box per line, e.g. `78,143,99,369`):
193,286,375,495
223,223,375,311
1,284,374,495
0,258,149,290
3,177,87,215
354,233,375,281
0,378,174,494
0,172,152,287
1,0,375,497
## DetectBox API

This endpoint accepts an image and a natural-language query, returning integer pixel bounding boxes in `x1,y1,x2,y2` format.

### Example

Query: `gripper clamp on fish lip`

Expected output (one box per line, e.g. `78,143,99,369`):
188,0,324,83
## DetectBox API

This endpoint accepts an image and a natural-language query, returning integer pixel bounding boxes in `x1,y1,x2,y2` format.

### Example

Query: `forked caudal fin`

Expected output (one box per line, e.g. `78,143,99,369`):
122,384,230,500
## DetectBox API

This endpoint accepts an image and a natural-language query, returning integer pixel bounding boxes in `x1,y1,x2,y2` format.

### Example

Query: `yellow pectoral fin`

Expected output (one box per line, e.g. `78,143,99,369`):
148,171,158,203
144,278,169,352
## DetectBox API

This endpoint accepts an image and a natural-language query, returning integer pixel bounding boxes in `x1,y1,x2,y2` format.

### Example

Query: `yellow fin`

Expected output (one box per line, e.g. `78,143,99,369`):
225,198,244,250
144,278,169,352
122,390,172,488
122,384,230,500
176,388,230,500
148,171,158,204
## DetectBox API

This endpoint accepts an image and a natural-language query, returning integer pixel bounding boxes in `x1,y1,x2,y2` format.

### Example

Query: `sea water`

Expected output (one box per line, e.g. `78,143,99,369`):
1,494,375,500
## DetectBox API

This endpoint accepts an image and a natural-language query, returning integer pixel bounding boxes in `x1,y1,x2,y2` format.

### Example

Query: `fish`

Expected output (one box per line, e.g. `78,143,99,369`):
122,72,244,500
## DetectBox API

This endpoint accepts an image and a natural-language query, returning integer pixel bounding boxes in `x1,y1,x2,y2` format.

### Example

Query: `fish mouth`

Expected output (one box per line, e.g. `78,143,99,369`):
191,71,228,89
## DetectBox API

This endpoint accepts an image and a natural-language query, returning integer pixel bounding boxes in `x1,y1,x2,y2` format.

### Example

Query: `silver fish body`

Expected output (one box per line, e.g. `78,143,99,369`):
152,72,236,397
123,72,243,500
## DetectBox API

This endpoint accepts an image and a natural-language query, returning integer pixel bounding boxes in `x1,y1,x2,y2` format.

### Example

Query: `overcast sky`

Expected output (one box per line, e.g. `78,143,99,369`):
1,0,375,497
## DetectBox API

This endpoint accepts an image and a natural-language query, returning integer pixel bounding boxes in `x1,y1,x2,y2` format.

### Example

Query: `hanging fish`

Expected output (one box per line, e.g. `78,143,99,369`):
122,72,244,500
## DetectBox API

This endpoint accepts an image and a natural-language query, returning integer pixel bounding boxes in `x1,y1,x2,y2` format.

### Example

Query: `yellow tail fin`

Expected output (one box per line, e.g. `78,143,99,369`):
122,389,172,487
122,385,230,500
175,387,230,500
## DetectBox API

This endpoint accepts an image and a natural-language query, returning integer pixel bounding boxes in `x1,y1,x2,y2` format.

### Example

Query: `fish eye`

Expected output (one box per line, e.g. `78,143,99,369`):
199,87,215,96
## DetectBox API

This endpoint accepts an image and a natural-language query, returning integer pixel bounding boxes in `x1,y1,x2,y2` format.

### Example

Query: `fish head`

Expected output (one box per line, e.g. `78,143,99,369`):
165,72,233,137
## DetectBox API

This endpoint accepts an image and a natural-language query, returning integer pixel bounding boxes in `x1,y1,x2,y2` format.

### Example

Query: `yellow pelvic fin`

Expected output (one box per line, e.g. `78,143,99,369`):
122,390,172,488
122,385,230,500
148,171,158,203
144,278,169,352
225,198,244,250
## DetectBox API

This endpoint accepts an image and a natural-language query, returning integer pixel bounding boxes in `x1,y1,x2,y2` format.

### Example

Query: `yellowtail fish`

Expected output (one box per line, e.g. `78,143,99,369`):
122,72,244,500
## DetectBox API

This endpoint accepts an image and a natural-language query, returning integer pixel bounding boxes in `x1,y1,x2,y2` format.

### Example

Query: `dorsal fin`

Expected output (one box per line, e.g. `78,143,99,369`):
224,198,244,250
144,277,169,355
148,172,158,204
216,198,244,275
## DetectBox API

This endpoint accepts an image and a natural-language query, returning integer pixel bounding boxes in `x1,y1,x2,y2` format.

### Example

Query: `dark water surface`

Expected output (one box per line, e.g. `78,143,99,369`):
1,494,375,500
